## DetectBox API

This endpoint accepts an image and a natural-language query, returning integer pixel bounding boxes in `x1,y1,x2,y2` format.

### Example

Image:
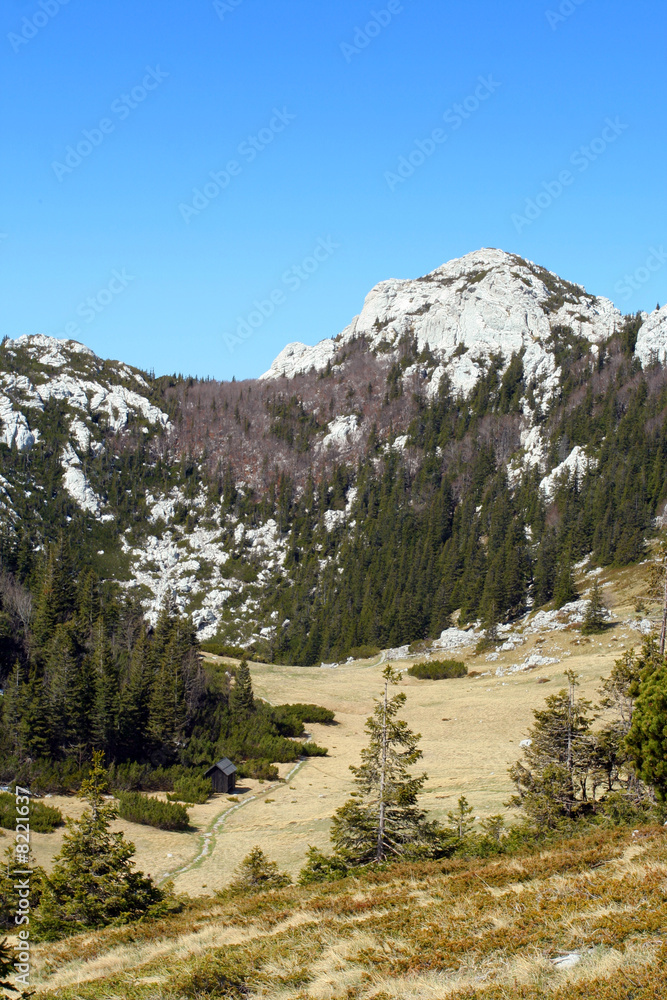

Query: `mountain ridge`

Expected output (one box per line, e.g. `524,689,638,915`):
1,248,666,661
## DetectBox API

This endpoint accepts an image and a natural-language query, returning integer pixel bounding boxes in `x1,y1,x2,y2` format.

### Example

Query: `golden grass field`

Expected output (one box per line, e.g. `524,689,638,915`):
22,563,654,898
9,561,667,999
27,826,667,999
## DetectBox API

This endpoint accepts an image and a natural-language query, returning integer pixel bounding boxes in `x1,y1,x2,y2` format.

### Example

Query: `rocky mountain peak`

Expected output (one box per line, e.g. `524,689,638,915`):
261,248,630,407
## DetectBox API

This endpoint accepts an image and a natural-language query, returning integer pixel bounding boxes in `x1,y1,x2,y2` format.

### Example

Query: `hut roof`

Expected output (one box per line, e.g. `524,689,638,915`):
204,757,237,777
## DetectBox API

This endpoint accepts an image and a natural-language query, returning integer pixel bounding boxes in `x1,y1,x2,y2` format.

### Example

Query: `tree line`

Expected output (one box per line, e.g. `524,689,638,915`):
0,543,332,791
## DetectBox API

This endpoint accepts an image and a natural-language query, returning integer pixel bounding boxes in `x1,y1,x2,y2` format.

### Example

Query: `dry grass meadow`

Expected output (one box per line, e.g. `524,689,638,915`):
16,561,667,999
26,826,667,999
24,562,654,897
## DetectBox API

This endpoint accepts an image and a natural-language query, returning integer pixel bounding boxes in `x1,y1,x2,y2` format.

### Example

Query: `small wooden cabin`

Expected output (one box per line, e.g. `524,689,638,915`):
204,757,237,794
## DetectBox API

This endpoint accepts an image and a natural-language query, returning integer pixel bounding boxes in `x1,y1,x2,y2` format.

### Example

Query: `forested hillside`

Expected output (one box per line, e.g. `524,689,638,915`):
1,250,667,672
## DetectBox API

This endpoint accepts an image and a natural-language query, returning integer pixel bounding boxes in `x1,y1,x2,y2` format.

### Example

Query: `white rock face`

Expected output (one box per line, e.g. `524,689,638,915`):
0,336,170,519
70,419,91,453
433,627,480,651
540,446,597,499
10,333,96,368
60,444,102,515
320,415,361,452
634,305,667,367
260,339,336,380
124,490,290,639
323,508,346,532
261,248,623,408
521,426,547,470
0,394,36,450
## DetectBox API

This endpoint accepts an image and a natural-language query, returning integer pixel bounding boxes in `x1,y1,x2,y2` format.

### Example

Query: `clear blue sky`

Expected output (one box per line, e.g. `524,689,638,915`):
0,0,665,379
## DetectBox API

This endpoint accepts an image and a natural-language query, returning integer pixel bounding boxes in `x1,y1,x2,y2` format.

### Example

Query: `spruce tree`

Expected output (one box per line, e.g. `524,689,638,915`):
553,548,577,609
625,661,667,802
509,671,596,827
36,752,162,938
228,847,291,894
447,795,475,839
581,578,609,634
330,667,433,863
230,658,254,717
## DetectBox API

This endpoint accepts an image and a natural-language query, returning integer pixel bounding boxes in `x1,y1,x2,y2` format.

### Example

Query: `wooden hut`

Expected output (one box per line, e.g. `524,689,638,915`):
204,757,237,794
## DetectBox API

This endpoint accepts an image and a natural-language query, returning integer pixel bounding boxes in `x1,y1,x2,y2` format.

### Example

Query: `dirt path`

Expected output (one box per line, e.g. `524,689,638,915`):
159,757,309,886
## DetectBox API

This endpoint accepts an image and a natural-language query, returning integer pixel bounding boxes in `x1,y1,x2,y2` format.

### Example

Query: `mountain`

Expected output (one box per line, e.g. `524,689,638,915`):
1,248,667,664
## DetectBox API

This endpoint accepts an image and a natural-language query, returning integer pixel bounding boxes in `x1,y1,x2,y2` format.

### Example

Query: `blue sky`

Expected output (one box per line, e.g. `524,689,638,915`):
0,0,665,380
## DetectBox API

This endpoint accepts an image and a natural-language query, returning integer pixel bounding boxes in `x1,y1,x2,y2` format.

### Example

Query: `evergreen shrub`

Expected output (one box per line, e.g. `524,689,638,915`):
408,659,467,680
237,760,279,781
117,792,189,831
0,792,63,832
108,763,195,792
226,846,291,895
199,639,257,660
348,645,381,659
272,703,335,732
167,775,212,805
299,742,328,757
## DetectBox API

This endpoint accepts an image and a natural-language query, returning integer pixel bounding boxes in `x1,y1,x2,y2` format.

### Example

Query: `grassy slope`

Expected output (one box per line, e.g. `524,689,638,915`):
24,560,653,896
22,559,667,997
29,826,667,999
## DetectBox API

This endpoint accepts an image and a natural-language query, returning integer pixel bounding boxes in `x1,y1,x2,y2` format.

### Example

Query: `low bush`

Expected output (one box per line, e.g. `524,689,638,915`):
199,639,258,660
167,775,212,805
299,742,328,757
298,846,349,884
271,703,335,736
117,792,189,831
0,792,63,833
226,846,291,895
285,703,335,725
408,639,432,654
408,659,467,680
4,757,86,795
237,760,279,781
348,645,381,659
108,762,203,792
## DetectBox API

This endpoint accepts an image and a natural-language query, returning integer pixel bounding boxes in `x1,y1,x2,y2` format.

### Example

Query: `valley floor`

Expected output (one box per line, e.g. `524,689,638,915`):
28,566,647,895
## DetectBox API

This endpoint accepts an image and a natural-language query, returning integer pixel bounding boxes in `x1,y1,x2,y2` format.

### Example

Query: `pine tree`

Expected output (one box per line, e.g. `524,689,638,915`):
0,935,18,995
509,671,596,827
625,660,667,802
230,658,254,717
447,795,475,839
581,579,609,634
553,548,577,609
228,847,291,894
35,752,162,938
330,667,433,864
